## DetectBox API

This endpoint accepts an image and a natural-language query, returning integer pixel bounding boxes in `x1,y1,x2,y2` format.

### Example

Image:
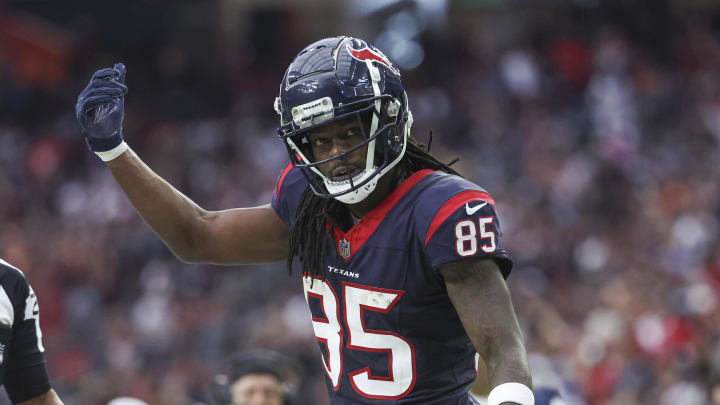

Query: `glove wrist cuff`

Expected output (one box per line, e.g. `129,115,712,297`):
95,141,129,162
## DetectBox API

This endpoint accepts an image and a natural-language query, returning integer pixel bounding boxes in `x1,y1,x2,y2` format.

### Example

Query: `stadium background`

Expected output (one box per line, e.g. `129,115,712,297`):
2,0,720,403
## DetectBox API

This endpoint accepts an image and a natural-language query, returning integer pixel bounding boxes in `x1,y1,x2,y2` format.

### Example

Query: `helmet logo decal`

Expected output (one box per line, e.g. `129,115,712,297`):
345,43,400,76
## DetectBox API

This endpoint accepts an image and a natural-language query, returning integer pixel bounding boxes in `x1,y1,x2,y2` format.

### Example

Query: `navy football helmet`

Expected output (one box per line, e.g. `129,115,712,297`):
275,36,413,204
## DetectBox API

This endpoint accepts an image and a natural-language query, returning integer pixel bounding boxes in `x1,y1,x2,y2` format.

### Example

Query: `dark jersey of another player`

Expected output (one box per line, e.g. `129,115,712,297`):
272,165,513,405
0,259,51,403
534,388,565,405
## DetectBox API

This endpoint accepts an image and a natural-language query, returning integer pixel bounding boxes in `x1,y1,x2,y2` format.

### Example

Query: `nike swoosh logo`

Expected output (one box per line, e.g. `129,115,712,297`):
465,202,488,215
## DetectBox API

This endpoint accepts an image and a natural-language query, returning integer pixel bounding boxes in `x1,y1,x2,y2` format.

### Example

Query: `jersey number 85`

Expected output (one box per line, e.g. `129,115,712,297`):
303,277,416,400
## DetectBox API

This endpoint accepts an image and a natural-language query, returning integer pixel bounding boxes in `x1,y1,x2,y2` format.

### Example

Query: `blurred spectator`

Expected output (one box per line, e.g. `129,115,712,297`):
208,350,302,405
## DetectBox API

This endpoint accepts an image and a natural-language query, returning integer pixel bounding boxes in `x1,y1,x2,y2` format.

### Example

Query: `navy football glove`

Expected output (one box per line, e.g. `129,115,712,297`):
76,63,128,153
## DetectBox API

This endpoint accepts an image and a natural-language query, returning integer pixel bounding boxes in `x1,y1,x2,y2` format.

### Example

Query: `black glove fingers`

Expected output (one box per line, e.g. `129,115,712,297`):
84,86,125,98
84,78,128,93
113,63,126,84
79,90,123,104
78,81,127,102
91,68,120,81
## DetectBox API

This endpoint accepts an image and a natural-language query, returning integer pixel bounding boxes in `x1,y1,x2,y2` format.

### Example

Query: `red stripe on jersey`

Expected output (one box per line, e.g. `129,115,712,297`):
332,169,435,261
424,190,496,246
276,162,294,201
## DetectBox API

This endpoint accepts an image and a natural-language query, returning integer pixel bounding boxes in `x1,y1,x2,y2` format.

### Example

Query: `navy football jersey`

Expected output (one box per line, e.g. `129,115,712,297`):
272,165,512,404
0,259,51,403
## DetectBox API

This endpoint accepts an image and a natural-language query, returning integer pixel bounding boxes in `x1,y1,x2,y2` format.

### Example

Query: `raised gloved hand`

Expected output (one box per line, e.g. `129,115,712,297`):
76,63,128,161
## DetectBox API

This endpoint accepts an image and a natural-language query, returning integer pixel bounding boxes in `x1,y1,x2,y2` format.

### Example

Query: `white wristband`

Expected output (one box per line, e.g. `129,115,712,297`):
95,141,129,162
488,382,534,405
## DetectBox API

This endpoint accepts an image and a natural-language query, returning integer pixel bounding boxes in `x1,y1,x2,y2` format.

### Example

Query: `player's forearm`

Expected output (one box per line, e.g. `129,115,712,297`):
481,331,532,390
463,297,532,390
441,259,533,391
106,147,209,262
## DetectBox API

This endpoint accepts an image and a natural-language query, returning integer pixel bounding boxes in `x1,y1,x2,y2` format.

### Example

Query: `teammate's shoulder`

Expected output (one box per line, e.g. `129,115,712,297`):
0,259,29,327
0,258,27,284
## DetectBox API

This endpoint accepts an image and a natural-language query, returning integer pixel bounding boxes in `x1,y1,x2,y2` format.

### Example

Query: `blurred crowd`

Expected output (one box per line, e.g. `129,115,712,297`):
1,0,720,404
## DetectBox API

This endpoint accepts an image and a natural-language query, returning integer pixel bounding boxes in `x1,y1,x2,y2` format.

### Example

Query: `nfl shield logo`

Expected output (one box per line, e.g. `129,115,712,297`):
338,239,351,259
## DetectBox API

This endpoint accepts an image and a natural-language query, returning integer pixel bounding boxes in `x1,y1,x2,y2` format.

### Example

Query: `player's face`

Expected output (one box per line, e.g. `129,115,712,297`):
307,115,369,182
230,374,284,405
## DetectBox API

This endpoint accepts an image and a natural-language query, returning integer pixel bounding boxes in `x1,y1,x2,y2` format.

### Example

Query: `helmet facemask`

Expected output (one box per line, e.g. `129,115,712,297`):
275,37,412,204
278,93,411,204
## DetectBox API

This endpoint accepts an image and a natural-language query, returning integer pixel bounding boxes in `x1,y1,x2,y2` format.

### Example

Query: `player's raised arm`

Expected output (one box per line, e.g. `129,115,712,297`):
75,64,288,264
441,258,533,405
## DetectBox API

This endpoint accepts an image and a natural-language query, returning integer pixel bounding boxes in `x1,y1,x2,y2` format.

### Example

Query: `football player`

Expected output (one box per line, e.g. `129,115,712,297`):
533,388,565,405
0,259,63,405
76,36,534,405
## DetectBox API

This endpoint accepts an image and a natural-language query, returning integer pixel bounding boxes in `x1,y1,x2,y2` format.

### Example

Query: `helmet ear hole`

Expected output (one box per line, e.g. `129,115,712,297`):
386,98,401,117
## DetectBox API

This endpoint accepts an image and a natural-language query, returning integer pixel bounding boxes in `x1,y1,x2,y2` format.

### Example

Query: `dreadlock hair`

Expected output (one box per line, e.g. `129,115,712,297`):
287,134,462,280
